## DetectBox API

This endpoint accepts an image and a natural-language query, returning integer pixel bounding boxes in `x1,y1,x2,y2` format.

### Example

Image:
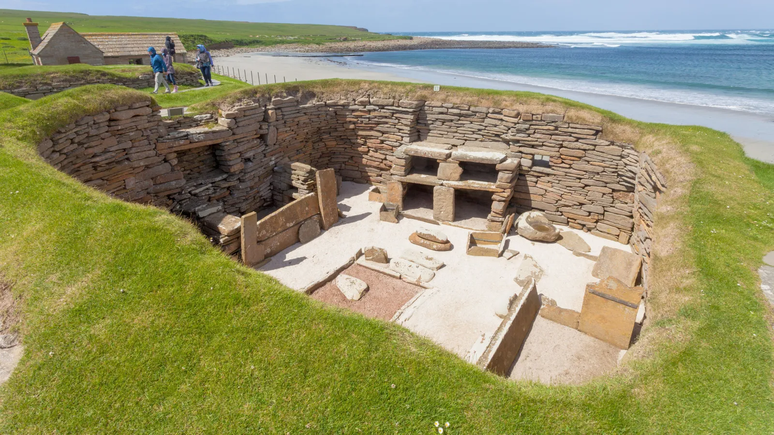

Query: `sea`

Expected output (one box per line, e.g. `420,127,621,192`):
348,30,774,116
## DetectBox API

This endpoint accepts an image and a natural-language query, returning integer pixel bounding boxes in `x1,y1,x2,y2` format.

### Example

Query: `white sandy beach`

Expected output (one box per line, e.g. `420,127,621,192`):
215,53,419,84
216,52,774,164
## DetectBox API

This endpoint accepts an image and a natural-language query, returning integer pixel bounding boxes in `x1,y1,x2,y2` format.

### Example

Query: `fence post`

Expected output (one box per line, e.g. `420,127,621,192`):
274,75,276,84
258,72,261,85
251,71,254,85
265,73,268,84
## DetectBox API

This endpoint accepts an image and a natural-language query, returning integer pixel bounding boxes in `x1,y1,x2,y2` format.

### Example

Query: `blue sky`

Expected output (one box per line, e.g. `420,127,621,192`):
2,0,772,32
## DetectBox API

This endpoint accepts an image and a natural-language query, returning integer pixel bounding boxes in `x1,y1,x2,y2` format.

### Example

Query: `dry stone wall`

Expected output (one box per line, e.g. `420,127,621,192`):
37,89,664,286
3,69,201,100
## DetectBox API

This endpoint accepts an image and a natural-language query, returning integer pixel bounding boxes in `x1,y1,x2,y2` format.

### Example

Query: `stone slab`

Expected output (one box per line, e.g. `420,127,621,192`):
256,193,319,241
437,162,463,181
259,222,303,259
514,255,544,286
380,204,400,223
356,257,401,279
477,281,541,376
540,298,581,330
241,212,264,266
433,185,455,222
202,212,241,236
298,216,322,244
466,232,505,257
400,249,444,271
759,265,774,307
409,233,453,251
557,231,591,253
364,246,390,264
389,258,436,284
384,181,404,210
404,142,453,160
592,246,642,287
451,147,507,164
578,277,643,349
416,227,449,244
316,168,339,230
763,251,774,267
335,274,369,301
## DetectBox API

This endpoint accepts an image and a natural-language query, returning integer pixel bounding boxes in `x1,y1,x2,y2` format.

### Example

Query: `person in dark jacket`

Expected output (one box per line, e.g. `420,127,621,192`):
165,36,176,62
147,47,170,94
162,48,177,93
195,44,215,87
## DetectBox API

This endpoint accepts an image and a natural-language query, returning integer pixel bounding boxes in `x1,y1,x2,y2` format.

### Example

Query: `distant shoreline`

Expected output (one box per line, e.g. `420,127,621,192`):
215,52,774,164
210,36,547,57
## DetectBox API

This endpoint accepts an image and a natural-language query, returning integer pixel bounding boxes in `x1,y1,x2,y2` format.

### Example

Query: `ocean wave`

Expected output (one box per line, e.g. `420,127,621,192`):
351,60,774,115
426,30,774,46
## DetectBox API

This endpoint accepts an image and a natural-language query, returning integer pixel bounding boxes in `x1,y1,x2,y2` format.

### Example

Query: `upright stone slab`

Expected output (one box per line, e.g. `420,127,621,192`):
592,246,642,287
578,277,644,349
240,212,264,266
384,181,404,211
433,186,455,222
316,168,339,230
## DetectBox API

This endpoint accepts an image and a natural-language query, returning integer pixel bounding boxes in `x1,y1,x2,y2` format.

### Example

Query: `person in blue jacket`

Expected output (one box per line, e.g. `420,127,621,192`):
147,47,171,94
195,44,215,87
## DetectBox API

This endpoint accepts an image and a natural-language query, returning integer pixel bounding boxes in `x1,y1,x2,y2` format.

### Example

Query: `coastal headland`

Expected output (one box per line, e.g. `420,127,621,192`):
211,36,547,56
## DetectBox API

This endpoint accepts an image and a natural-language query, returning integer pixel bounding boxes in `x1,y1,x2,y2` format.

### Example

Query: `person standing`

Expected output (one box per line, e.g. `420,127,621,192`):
162,48,177,93
165,35,176,62
147,47,170,94
195,44,214,87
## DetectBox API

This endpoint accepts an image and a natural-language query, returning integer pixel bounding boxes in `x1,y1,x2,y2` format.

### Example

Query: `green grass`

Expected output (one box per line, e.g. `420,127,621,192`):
1,9,405,64
140,74,252,108
0,91,28,110
0,83,772,433
0,63,200,90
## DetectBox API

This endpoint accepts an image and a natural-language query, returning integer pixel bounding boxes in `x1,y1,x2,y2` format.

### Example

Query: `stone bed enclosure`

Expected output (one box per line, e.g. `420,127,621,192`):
1,68,202,100
36,87,665,290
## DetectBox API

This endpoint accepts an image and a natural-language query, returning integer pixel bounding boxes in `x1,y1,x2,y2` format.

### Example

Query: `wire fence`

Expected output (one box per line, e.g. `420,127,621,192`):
213,65,297,86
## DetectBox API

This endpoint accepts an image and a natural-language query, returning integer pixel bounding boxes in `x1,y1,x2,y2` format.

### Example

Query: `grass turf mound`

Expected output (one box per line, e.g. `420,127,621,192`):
0,91,28,111
0,63,200,91
0,83,772,433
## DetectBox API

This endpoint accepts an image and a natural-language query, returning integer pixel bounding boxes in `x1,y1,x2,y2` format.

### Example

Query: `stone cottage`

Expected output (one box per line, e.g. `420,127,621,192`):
24,18,187,66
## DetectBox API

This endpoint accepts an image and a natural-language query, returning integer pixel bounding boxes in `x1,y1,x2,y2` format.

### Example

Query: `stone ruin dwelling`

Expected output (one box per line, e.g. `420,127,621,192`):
36,85,666,382
23,18,187,66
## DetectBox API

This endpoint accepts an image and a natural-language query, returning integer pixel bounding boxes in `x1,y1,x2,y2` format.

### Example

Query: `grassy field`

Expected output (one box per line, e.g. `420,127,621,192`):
141,74,252,108
0,8,404,64
0,63,253,107
0,91,27,110
0,82,772,433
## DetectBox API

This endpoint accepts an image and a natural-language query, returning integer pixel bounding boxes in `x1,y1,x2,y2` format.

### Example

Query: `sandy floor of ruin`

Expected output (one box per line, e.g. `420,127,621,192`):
260,182,630,382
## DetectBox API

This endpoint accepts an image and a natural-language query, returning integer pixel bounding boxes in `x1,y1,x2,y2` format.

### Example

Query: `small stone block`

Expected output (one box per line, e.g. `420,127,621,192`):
364,246,389,264
298,216,321,244
433,186,455,222
400,249,444,271
409,233,453,251
415,227,448,244
336,274,369,301
592,246,642,287
380,203,400,223
389,258,436,284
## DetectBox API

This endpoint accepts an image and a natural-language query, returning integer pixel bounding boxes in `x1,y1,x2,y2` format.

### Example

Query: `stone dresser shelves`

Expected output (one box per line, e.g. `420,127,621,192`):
391,140,520,230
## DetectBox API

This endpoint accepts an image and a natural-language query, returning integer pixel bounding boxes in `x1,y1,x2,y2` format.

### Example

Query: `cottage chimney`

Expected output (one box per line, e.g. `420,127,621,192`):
23,18,42,50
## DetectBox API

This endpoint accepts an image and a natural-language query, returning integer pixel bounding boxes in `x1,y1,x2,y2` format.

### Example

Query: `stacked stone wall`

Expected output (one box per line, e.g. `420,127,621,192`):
36,90,665,287
3,68,201,100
